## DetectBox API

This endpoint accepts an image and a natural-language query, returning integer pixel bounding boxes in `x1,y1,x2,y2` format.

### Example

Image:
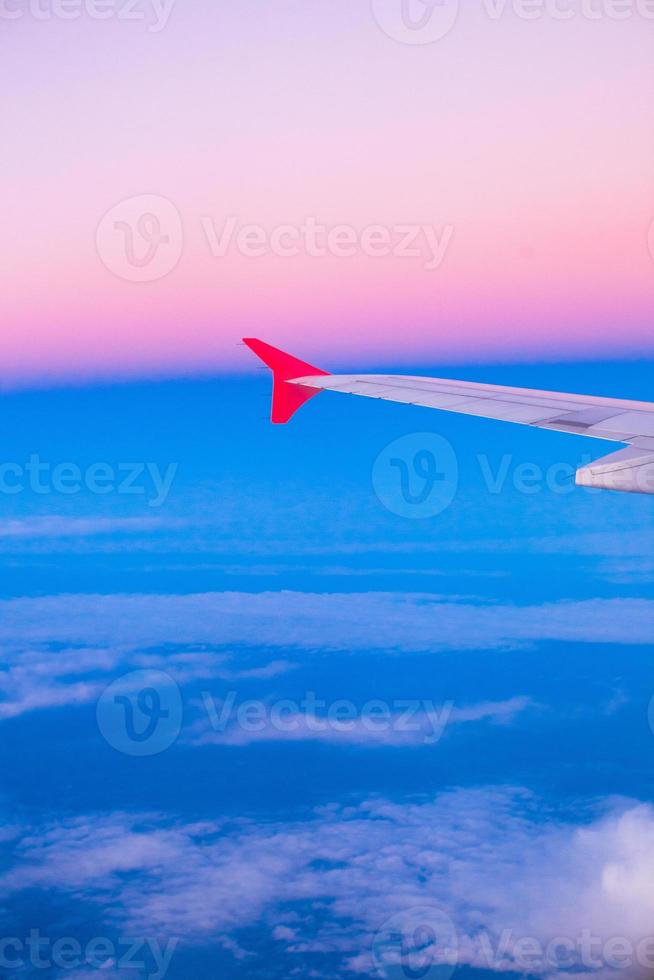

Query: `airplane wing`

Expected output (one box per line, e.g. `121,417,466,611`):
243,338,654,495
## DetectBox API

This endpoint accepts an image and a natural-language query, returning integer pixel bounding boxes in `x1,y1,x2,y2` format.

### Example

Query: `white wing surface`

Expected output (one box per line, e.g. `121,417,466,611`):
290,373,654,445
243,338,654,495
291,374,654,494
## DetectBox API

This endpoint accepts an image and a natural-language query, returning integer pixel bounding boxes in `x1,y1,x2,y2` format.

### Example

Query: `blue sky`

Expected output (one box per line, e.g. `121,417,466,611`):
1,359,654,979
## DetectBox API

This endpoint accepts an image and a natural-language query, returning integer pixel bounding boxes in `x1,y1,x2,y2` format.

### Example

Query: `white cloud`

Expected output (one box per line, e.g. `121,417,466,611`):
188,696,534,747
0,516,169,539
0,590,650,722
2,788,654,978
0,640,295,721
1,592,652,656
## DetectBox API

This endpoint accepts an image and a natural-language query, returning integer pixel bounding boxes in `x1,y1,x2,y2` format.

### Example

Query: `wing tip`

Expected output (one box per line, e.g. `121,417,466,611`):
242,338,330,424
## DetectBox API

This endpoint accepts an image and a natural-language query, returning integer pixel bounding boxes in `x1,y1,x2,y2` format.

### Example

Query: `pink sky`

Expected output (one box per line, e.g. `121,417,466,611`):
2,1,653,386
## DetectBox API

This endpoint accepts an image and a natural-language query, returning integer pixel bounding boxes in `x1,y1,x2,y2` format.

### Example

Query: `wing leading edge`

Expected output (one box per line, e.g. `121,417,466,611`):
244,338,654,495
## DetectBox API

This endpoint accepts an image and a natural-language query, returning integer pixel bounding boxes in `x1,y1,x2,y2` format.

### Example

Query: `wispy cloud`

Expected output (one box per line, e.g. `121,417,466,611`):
0,516,170,539
0,641,295,721
188,696,535,747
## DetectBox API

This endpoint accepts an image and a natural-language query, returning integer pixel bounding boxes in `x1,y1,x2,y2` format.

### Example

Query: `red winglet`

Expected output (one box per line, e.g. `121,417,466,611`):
243,338,330,424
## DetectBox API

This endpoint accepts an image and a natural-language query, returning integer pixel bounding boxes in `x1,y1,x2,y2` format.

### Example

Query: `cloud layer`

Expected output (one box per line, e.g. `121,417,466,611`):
1,590,650,724
2,787,654,978
2,591,653,655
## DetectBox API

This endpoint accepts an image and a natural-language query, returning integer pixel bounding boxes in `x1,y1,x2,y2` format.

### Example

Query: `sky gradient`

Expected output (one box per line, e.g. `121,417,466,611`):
2,0,654,385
